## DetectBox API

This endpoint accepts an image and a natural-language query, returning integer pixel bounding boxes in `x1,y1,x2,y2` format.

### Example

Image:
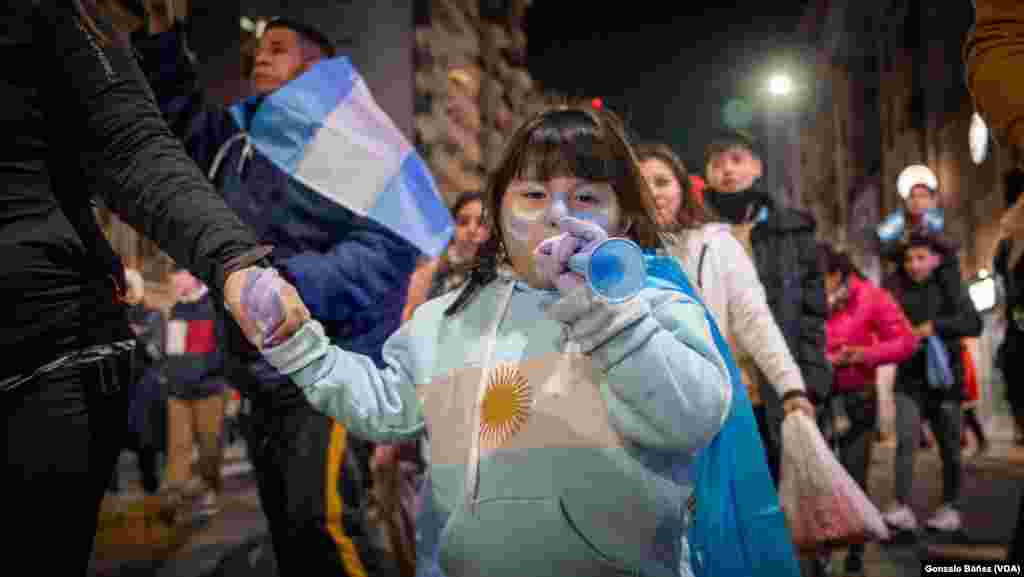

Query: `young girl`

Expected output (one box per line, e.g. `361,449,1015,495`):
248,107,732,576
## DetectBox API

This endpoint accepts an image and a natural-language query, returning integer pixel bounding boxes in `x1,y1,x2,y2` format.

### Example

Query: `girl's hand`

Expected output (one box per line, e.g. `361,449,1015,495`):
534,217,609,294
227,267,309,349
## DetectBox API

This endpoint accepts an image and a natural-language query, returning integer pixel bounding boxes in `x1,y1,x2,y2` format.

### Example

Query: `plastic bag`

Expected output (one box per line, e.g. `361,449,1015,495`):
779,413,889,554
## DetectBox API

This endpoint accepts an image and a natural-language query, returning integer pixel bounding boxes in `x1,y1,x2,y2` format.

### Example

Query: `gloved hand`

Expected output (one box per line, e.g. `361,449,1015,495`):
534,216,609,295
226,267,309,349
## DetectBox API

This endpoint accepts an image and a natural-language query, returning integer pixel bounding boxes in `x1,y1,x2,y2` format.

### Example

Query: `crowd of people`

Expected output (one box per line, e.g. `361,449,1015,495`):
2,1,1022,577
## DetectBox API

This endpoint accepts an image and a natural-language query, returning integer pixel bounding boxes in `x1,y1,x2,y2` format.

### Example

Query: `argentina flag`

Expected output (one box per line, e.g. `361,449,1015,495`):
234,56,454,257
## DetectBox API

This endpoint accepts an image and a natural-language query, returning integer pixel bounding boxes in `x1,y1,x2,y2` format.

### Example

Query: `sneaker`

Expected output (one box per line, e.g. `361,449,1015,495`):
883,503,919,532
924,504,962,533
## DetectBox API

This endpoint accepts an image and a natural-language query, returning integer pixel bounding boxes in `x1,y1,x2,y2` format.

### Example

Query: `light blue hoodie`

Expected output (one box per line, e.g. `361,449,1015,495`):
264,267,731,577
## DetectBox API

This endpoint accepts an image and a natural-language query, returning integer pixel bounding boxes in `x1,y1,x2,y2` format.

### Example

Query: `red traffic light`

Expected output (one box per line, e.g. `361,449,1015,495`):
591,98,603,109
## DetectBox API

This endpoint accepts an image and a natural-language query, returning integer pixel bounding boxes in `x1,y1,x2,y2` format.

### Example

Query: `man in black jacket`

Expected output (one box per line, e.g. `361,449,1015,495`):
702,130,832,484
884,232,982,536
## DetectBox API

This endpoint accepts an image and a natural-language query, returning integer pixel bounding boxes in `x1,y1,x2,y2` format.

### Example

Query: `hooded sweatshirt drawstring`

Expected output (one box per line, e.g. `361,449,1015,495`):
238,139,254,177
208,132,250,183
464,278,517,515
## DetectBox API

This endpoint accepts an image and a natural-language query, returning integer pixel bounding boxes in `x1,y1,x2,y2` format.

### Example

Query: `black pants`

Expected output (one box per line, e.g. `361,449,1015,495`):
894,393,962,506
963,406,987,447
242,397,402,577
754,405,781,488
2,355,130,575
834,390,878,559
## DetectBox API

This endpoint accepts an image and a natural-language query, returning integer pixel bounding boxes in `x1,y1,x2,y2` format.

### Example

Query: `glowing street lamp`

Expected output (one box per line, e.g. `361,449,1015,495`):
767,74,794,97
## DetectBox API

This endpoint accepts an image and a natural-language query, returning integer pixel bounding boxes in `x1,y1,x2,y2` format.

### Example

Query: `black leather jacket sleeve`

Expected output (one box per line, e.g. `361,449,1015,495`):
37,1,267,294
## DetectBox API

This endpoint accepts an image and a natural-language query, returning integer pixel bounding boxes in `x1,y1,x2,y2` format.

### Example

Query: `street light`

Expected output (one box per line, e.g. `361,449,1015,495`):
767,74,794,97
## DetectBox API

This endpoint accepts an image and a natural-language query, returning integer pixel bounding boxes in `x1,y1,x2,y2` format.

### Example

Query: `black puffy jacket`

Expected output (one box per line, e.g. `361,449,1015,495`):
747,197,834,432
889,263,982,402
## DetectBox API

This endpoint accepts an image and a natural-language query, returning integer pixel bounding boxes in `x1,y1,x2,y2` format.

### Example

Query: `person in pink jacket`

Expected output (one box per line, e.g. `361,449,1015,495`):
819,242,918,574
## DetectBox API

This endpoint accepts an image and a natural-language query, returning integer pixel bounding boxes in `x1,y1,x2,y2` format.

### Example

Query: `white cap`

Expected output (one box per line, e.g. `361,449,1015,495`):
896,164,938,199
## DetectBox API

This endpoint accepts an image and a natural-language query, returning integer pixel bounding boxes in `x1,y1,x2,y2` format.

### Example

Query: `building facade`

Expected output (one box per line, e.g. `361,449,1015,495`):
793,0,1014,420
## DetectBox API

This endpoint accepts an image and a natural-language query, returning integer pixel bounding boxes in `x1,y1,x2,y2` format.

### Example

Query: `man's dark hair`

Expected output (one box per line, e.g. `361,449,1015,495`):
704,129,763,165
904,230,952,256
264,18,336,59
451,191,484,218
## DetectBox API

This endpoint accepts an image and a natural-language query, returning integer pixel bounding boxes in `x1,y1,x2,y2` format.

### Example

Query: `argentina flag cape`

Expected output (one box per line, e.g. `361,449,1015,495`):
644,253,801,577
228,56,454,257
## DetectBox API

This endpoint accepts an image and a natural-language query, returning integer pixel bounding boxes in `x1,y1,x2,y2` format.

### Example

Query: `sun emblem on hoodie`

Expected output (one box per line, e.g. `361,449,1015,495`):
479,364,532,448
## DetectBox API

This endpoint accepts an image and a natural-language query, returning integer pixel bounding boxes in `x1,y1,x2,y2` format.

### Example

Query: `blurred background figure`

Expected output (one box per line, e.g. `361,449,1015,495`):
402,191,490,322
885,233,982,537
819,243,917,575
160,266,228,523
110,268,168,496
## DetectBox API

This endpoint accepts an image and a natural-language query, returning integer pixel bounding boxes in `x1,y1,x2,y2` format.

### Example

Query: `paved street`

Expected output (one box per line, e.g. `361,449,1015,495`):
88,442,275,577
836,415,1022,576
87,418,1022,576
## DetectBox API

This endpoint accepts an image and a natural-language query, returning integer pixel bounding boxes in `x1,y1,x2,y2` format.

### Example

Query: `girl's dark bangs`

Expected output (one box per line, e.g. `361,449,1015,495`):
512,113,624,183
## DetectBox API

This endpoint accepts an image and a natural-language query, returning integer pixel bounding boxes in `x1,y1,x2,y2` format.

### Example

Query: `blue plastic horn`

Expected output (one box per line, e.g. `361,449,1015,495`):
568,238,647,302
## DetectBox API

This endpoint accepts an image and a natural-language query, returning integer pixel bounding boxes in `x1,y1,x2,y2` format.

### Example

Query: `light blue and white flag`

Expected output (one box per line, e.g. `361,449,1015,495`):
235,56,454,257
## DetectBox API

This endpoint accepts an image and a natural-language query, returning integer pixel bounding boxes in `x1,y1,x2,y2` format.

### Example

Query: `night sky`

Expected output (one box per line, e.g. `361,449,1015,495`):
527,2,810,171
